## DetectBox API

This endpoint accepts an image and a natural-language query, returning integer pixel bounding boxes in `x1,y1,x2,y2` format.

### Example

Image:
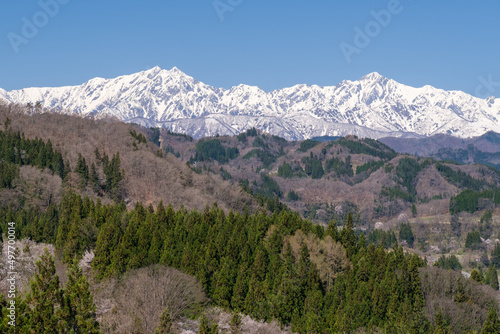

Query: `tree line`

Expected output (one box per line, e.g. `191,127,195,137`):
0,192,467,333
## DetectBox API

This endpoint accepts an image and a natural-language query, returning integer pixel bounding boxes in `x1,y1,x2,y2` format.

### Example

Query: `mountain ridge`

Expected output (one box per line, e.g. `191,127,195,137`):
1,67,499,140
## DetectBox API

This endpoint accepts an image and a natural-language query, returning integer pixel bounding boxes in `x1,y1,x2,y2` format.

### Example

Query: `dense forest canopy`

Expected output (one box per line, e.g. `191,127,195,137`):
0,105,499,333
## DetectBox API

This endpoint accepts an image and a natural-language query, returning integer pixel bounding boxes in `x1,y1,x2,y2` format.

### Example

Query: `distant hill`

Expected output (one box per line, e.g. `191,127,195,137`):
380,131,500,168
2,103,499,226
159,128,500,224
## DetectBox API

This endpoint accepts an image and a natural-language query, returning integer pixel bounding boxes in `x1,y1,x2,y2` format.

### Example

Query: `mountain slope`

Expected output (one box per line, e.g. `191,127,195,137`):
380,131,500,168
2,67,500,139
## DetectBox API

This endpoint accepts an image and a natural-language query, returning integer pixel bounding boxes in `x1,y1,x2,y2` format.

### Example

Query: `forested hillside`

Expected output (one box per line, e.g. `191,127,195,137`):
1,102,500,333
160,127,500,224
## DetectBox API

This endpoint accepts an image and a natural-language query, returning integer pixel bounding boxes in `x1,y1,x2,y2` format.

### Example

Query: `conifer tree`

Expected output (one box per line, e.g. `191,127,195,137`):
75,153,89,187
485,265,499,290
481,307,500,334
25,248,62,333
229,312,242,334
491,243,500,269
154,307,173,334
90,162,100,193
60,259,100,333
341,212,356,257
471,269,483,283
433,307,450,334
198,314,218,334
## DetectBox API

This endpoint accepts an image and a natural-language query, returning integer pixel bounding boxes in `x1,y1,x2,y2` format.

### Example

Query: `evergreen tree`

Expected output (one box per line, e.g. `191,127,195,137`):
75,153,89,187
198,314,218,334
491,243,500,269
481,307,500,334
486,265,499,291
25,248,62,333
90,162,100,193
399,223,415,248
154,307,173,334
471,269,483,283
341,212,356,257
325,220,340,242
433,307,451,334
229,312,242,334
454,280,468,303
60,259,100,333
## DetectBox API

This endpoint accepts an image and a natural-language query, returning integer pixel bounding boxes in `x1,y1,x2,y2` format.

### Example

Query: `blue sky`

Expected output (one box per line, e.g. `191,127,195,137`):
1,0,499,97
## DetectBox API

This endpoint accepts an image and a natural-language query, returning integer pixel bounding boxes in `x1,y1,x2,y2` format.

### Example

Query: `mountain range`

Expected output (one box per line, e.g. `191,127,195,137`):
1,67,499,140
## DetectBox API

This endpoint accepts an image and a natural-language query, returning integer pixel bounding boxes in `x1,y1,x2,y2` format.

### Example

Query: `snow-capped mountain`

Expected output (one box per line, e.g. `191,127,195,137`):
1,67,499,140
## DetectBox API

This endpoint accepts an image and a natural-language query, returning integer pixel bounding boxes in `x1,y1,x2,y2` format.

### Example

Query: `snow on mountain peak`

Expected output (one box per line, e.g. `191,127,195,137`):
360,72,386,82
1,68,500,140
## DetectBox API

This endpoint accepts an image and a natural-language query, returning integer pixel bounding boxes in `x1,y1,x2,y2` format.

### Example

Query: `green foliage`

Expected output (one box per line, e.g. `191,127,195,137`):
436,163,488,191
450,189,498,214
245,127,258,137
252,136,268,149
147,127,161,146
0,129,67,179
258,174,282,198
465,231,482,250
491,243,500,269
433,255,462,271
324,156,353,177
75,153,89,187
165,145,180,158
479,210,493,239
102,152,124,200
412,203,417,217
129,129,147,144
229,312,242,334
242,149,276,168
219,168,232,180
297,139,319,152
337,137,397,160
399,223,415,247
193,138,239,163
301,153,324,179
287,190,301,201
237,128,258,142
355,160,384,175
0,161,19,189
198,314,218,334
396,157,422,200
60,259,100,333
25,248,61,332
17,249,101,333
278,162,293,178
385,163,394,173
366,229,397,248
470,269,483,283
154,307,173,334
481,307,500,334
485,265,499,291
2,192,434,333
90,163,100,193
380,186,412,202
433,307,451,334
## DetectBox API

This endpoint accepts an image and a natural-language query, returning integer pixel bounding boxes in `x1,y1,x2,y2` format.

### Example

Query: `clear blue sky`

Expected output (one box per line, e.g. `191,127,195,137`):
1,0,499,97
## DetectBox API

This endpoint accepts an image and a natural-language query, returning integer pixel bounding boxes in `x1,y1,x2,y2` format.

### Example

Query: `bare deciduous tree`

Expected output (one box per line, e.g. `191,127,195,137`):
95,265,206,334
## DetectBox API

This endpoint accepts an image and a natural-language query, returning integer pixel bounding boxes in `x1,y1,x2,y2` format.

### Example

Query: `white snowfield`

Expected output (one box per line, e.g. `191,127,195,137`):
1,67,499,140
